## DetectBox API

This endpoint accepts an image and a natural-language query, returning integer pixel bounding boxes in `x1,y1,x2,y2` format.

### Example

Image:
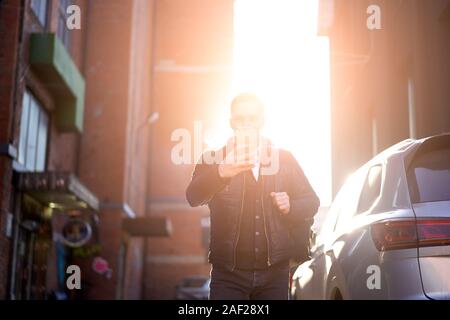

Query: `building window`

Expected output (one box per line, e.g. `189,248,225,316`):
16,90,49,172
57,0,71,52
31,0,48,27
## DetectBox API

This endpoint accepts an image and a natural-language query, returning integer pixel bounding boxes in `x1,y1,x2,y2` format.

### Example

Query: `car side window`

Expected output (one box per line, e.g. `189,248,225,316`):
316,185,345,246
333,168,367,233
357,165,383,214
317,167,369,244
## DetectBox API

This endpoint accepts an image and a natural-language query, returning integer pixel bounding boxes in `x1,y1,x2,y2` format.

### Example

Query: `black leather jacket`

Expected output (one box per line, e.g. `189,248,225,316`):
186,146,320,271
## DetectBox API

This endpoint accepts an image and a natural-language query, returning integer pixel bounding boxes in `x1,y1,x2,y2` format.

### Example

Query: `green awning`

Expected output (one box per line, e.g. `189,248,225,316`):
29,33,85,133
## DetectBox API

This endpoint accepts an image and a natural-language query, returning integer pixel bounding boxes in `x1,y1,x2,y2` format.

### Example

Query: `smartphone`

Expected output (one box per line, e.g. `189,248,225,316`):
234,127,260,164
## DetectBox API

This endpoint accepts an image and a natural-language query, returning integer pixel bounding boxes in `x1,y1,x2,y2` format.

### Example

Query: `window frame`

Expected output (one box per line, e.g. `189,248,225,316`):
316,177,352,247
14,89,50,173
332,168,368,234
57,0,72,52
30,0,49,28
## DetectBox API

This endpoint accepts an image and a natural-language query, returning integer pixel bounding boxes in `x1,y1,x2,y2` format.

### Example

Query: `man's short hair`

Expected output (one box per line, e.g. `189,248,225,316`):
230,92,264,113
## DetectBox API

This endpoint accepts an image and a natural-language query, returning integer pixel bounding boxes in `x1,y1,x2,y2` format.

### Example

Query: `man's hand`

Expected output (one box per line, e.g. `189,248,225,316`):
218,144,257,179
270,192,290,215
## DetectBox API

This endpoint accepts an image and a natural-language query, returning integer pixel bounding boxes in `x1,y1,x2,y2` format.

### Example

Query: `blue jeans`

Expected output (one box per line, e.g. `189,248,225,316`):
208,261,290,300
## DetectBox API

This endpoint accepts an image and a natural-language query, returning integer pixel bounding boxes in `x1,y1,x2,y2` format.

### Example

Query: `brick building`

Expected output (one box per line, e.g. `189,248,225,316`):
318,0,450,195
144,0,234,299
0,0,159,299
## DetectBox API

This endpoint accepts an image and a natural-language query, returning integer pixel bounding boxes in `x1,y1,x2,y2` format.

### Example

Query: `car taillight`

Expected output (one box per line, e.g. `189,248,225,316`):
371,219,450,251
416,219,450,247
371,220,417,251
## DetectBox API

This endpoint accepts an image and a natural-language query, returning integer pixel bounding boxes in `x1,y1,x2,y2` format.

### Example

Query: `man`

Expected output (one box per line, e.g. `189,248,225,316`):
186,93,320,300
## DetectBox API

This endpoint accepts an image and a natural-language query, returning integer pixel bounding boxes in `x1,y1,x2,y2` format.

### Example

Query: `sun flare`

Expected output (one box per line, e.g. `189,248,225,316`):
226,0,333,205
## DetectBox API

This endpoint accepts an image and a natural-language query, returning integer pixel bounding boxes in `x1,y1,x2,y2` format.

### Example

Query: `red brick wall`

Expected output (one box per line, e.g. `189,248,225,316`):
145,0,234,299
2,0,158,300
79,0,133,202
45,0,87,174
13,0,88,174
79,0,154,299
0,0,92,299
0,0,22,299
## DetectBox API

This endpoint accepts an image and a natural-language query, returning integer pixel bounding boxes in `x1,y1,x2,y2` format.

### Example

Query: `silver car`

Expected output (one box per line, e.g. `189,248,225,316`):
175,276,210,300
291,133,450,300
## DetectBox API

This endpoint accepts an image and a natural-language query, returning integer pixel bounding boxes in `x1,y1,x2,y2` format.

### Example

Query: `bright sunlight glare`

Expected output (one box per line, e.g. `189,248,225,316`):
234,0,332,205
208,0,332,206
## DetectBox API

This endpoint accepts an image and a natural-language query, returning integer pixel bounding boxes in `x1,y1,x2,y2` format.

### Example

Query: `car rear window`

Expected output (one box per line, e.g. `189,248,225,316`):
408,147,450,203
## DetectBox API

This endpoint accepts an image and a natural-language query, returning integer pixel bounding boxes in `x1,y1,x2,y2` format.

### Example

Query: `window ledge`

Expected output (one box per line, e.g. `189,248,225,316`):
0,144,18,159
